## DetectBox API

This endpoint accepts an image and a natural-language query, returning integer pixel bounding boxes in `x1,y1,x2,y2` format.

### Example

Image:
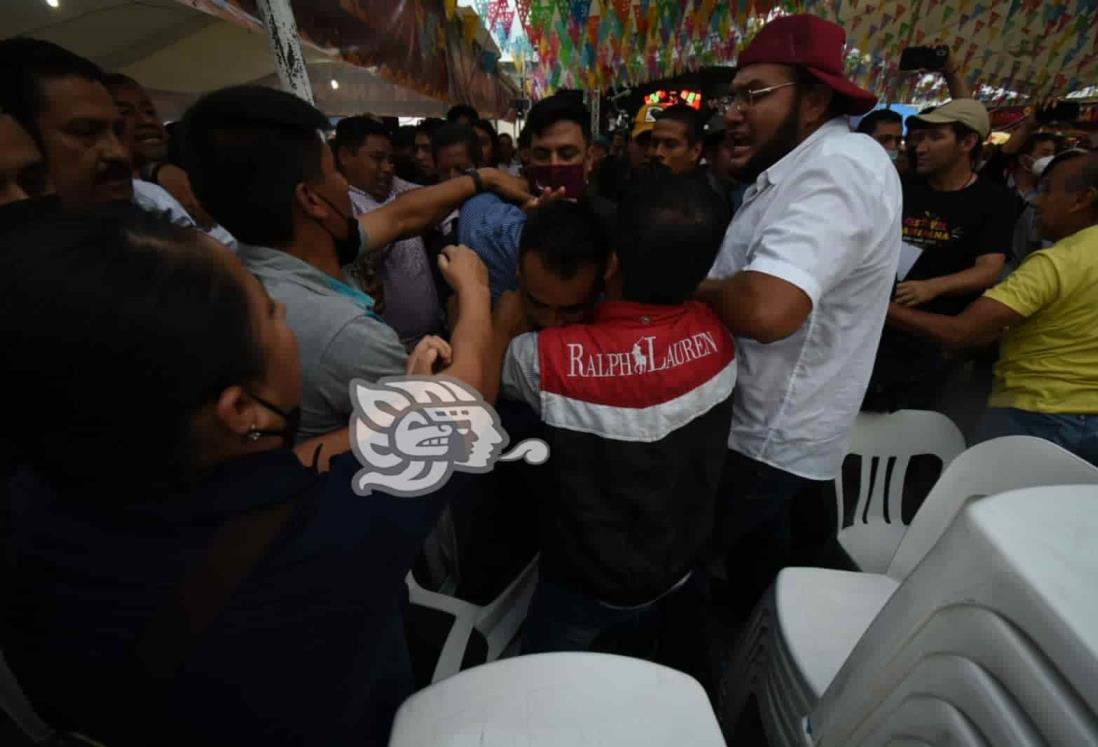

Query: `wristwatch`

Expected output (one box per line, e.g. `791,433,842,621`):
464,168,485,195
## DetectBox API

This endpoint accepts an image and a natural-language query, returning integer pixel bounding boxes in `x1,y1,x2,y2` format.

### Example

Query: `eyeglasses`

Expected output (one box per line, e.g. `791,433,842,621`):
719,82,799,113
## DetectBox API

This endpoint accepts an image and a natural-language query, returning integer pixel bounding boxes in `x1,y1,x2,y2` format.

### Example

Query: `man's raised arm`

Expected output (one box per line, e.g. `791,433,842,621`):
360,168,532,251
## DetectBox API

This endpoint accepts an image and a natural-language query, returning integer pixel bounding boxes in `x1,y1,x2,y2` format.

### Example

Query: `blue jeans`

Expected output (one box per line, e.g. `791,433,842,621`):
521,573,712,689
979,407,1098,467
522,576,658,654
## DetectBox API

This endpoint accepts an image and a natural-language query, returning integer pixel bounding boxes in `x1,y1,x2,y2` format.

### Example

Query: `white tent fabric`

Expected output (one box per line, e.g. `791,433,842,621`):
4,0,449,119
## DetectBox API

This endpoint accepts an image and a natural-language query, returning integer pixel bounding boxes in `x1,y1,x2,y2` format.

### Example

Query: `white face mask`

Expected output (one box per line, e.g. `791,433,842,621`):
1032,155,1056,178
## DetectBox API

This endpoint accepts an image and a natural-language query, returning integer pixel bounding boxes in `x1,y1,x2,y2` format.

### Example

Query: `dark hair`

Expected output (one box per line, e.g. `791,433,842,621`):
332,115,390,164
393,125,417,150
1022,133,1061,157
0,37,105,142
431,123,483,165
519,199,609,279
616,172,728,305
856,108,903,136
473,118,499,160
0,204,265,494
527,93,591,144
793,66,847,120
518,123,532,149
102,72,141,92
949,122,983,164
446,104,479,123
656,104,705,144
181,85,330,246
499,132,514,145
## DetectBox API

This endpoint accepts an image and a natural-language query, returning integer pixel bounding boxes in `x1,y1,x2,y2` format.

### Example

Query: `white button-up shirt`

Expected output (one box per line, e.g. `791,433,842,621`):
709,118,902,480
132,178,237,250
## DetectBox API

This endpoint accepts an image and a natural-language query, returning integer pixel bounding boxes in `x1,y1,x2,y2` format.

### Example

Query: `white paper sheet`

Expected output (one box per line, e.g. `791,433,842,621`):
897,241,923,281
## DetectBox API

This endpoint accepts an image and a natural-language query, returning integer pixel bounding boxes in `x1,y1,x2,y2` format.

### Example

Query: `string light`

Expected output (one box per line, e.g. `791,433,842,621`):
330,79,340,90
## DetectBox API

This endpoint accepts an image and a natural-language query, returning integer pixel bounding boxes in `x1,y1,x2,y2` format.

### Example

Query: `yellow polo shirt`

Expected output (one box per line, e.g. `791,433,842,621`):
984,224,1098,413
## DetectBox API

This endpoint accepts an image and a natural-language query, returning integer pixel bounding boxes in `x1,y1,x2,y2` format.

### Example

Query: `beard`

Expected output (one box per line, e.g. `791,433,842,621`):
732,96,804,183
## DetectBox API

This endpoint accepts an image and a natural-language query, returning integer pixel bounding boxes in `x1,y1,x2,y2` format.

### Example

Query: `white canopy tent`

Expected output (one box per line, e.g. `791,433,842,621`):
4,0,450,119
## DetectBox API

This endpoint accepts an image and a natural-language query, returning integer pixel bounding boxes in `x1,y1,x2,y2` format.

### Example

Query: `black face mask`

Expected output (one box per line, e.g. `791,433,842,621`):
0,194,61,237
313,191,362,267
249,393,302,447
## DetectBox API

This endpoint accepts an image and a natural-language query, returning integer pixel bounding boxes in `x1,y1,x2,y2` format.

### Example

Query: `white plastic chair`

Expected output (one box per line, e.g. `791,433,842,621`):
807,484,1098,746
835,410,966,572
405,556,539,684
0,651,57,744
387,652,725,747
722,436,1098,746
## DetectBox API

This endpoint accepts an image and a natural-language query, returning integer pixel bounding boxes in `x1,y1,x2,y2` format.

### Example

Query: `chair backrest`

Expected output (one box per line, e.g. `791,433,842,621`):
835,410,966,571
810,485,1098,747
389,652,726,747
0,651,56,743
887,435,1098,580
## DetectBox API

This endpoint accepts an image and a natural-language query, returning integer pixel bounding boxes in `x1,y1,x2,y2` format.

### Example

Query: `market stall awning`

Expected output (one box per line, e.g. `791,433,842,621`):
5,0,517,117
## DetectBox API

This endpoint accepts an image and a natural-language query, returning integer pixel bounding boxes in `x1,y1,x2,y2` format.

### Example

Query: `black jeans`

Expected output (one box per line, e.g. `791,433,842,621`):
717,449,826,617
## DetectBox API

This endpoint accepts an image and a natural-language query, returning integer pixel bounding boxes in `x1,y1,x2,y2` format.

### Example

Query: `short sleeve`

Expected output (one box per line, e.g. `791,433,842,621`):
746,153,894,306
132,180,197,228
317,316,408,413
500,332,542,412
983,251,1060,318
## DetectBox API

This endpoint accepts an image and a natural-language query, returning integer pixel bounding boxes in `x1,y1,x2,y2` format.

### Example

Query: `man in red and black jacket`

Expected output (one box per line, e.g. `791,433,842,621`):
493,174,734,674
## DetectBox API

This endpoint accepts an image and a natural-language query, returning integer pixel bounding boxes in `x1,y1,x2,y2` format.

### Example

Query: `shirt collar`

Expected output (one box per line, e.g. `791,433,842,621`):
238,243,381,318
349,183,390,205
753,117,849,191
594,300,697,324
238,242,325,282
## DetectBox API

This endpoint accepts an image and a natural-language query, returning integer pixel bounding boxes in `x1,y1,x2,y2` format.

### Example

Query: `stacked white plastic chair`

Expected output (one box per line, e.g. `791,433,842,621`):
807,484,1098,746
835,410,966,573
722,436,1098,746
0,651,56,743
387,652,725,747
405,556,538,684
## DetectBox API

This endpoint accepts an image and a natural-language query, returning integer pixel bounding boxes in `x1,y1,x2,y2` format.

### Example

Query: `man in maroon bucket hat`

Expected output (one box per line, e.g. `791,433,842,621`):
697,15,903,610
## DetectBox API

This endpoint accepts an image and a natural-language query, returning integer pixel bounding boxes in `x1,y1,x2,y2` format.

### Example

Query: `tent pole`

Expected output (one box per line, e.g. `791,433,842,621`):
257,0,316,105
590,88,600,138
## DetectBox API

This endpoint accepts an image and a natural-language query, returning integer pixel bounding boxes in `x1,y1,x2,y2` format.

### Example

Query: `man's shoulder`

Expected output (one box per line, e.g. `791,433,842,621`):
817,127,894,168
461,191,510,214
241,254,370,338
1040,225,1098,262
132,179,196,226
806,128,900,197
972,175,1015,201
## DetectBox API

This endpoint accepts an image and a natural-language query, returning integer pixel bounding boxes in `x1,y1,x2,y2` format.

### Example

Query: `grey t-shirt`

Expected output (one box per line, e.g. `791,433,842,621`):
239,243,407,440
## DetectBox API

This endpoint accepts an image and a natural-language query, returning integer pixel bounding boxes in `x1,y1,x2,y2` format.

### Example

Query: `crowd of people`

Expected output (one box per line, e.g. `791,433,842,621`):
0,10,1096,746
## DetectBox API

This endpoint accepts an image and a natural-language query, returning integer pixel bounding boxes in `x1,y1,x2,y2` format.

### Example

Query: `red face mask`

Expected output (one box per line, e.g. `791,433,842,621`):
526,164,586,199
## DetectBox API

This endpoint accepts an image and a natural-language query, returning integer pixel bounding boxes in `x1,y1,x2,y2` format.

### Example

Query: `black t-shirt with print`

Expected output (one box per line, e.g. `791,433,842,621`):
900,175,1016,315
864,176,1017,412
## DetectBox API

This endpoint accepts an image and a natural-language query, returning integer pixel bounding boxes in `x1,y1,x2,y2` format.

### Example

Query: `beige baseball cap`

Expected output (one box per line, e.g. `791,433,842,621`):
909,98,991,139
632,104,663,138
